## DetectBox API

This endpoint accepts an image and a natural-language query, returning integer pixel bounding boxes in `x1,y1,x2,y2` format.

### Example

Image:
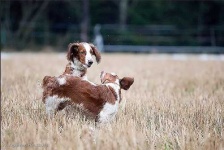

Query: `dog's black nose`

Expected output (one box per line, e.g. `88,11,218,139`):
88,60,93,65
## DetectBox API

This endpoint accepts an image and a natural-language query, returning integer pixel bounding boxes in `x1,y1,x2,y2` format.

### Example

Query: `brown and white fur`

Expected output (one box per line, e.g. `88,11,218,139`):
42,72,134,123
63,42,101,80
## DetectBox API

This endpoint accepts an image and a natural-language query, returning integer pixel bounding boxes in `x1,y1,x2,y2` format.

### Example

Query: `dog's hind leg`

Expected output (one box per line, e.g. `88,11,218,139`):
57,100,72,111
45,95,71,118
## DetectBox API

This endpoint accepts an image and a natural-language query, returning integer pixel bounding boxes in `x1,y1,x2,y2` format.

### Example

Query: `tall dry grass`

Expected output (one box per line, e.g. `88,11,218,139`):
1,53,224,150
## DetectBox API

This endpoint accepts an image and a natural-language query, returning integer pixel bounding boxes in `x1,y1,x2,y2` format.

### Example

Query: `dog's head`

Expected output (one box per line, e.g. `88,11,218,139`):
100,71,134,90
67,42,101,68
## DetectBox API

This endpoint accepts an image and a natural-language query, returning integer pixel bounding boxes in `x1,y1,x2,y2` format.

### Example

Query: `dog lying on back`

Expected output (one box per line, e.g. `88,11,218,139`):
42,71,134,123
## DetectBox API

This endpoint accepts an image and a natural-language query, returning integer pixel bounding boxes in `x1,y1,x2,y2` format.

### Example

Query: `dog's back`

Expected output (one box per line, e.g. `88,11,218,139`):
42,75,114,117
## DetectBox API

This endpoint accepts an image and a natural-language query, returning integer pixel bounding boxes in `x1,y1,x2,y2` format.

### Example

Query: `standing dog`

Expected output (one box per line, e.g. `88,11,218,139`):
44,42,101,116
42,72,134,123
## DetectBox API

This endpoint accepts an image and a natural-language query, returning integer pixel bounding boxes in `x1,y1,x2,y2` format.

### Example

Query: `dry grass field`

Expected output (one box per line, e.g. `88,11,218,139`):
1,53,224,150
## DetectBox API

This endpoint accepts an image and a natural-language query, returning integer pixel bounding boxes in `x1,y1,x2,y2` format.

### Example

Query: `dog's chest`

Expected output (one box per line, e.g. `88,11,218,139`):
98,101,119,123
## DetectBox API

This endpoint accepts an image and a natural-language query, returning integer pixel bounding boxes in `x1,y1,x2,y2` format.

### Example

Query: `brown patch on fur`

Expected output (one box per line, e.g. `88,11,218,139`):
75,44,86,64
67,43,79,62
120,77,134,90
63,62,74,75
89,43,101,63
67,43,86,64
108,86,120,104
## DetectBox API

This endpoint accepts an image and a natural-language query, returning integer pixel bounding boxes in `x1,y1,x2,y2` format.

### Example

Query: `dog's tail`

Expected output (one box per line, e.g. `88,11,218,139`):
42,75,60,88
42,76,52,87
42,76,58,103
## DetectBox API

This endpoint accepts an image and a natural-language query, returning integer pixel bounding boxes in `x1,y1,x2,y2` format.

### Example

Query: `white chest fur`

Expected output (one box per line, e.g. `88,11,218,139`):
98,83,120,123
98,100,119,123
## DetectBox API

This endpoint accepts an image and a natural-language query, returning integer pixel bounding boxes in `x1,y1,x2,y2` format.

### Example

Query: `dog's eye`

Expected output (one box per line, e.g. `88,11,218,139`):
79,51,86,54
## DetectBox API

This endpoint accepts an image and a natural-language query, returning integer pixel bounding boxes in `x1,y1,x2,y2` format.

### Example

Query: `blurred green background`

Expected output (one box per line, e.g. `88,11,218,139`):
1,0,224,52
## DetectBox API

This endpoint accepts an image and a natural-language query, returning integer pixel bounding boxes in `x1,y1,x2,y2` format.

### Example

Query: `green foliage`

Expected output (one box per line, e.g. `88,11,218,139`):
1,0,224,49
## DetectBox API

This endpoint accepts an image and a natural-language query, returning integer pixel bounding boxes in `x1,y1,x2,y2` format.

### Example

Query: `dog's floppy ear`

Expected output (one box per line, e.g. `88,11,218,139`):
119,77,134,90
89,43,101,63
67,43,79,62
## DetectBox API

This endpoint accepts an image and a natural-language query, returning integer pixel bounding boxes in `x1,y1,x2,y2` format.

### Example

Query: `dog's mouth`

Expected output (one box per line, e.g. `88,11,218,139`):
82,64,91,68
87,64,92,68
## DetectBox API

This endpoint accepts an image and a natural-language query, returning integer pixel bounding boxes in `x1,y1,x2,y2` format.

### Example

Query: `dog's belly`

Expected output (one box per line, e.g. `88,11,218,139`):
63,103,96,119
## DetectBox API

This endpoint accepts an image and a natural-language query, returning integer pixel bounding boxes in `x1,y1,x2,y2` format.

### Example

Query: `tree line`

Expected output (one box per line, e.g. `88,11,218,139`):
1,0,224,49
